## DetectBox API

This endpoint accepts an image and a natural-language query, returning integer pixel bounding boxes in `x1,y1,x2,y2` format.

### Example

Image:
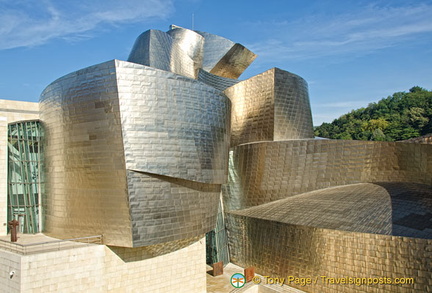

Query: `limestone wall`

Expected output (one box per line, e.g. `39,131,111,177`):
0,237,206,293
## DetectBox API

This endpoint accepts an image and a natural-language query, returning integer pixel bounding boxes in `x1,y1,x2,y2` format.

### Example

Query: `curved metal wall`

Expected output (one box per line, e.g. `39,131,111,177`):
128,30,196,79
223,139,432,211
228,214,432,292
40,60,132,247
195,30,257,79
230,182,432,239
40,60,231,247
195,31,236,73
127,171,220,247
197,69,240,92
116,60,231,184
224,68,314,147
167,27,204,75
128,30,171,72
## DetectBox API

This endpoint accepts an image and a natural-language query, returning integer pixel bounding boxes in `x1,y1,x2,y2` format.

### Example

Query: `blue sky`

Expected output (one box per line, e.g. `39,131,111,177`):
0,0,431,125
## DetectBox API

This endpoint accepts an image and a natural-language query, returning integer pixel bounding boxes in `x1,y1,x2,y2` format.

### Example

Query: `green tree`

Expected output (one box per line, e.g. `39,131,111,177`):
314,87,432,141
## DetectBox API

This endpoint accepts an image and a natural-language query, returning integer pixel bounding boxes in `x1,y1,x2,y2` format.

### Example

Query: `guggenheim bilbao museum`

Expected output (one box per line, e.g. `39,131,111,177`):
0,25,431,292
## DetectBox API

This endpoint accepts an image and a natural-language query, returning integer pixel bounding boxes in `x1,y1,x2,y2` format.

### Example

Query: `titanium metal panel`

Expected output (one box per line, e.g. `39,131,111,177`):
195,31,235,72
273,68,314,140
127,29,195,79
195,31,256,78
115,60,231,184
227,214,432,292
402,133,432,144
223,139,432,211
128,29,171,72
40,60,133,247
231,182,432,239
127,170,220,246
197,69,240,92
224,68,314,147
40,60,230,247
224,69,275,146
167,26,204,76
209,43,257,79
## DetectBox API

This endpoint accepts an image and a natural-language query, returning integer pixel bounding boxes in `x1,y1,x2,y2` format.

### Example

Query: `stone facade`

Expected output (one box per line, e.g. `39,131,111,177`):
0,237,206,293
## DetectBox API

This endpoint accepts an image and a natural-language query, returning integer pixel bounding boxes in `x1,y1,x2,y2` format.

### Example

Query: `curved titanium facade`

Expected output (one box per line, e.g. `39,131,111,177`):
128,26,256,81
195,30,236,72
223,139,432,211
197,69,240,92
230,182,432,239
116,61,230,184
228,214,432,293
196,31,257,79
167,26,204,75
223,137,432,292
224,68,314,147
127,29,196,79
40,61,132,246
40,60,231,247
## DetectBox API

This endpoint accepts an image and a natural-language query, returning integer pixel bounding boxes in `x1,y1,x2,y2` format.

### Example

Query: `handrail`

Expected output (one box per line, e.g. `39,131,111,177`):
0,235,103,255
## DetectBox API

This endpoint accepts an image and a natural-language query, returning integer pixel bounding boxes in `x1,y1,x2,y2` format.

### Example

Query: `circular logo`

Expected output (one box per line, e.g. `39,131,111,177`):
231,273,246,288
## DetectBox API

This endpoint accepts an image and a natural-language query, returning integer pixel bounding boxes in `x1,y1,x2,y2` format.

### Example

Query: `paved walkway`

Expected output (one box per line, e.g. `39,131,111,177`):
206,263,305,293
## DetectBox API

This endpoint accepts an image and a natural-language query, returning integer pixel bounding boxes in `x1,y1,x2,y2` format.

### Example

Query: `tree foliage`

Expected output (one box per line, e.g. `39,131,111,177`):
314,87,432,141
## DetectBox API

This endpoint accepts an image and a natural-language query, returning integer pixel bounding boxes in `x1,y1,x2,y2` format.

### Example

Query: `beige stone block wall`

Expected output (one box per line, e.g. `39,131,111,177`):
104,237,206,292
20,246,106,292
0,237,206,292
0,99,39,236
0,250,21,292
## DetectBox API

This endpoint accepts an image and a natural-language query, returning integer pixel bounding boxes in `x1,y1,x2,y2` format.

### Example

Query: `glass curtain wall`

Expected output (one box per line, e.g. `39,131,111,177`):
206,195,230,266
7,120,43,234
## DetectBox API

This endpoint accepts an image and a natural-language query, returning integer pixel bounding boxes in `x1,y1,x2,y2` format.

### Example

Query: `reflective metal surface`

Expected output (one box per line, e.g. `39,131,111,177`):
116,61,230,184
127,171,220,247
228,214,432,293
230,182,432,239
197,69,240,92
40,60,230,247
195,30,236,73
40,60,132,247
128,29,196,79
167,25,204,76
128,27,256,80
209,43,258,79
223,139,432,211
223,134,432,292
196,31,257,78
224,68,314,147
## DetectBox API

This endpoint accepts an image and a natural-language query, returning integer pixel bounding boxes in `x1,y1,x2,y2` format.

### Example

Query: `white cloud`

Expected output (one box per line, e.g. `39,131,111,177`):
0,0,174,49
246,3,432,61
